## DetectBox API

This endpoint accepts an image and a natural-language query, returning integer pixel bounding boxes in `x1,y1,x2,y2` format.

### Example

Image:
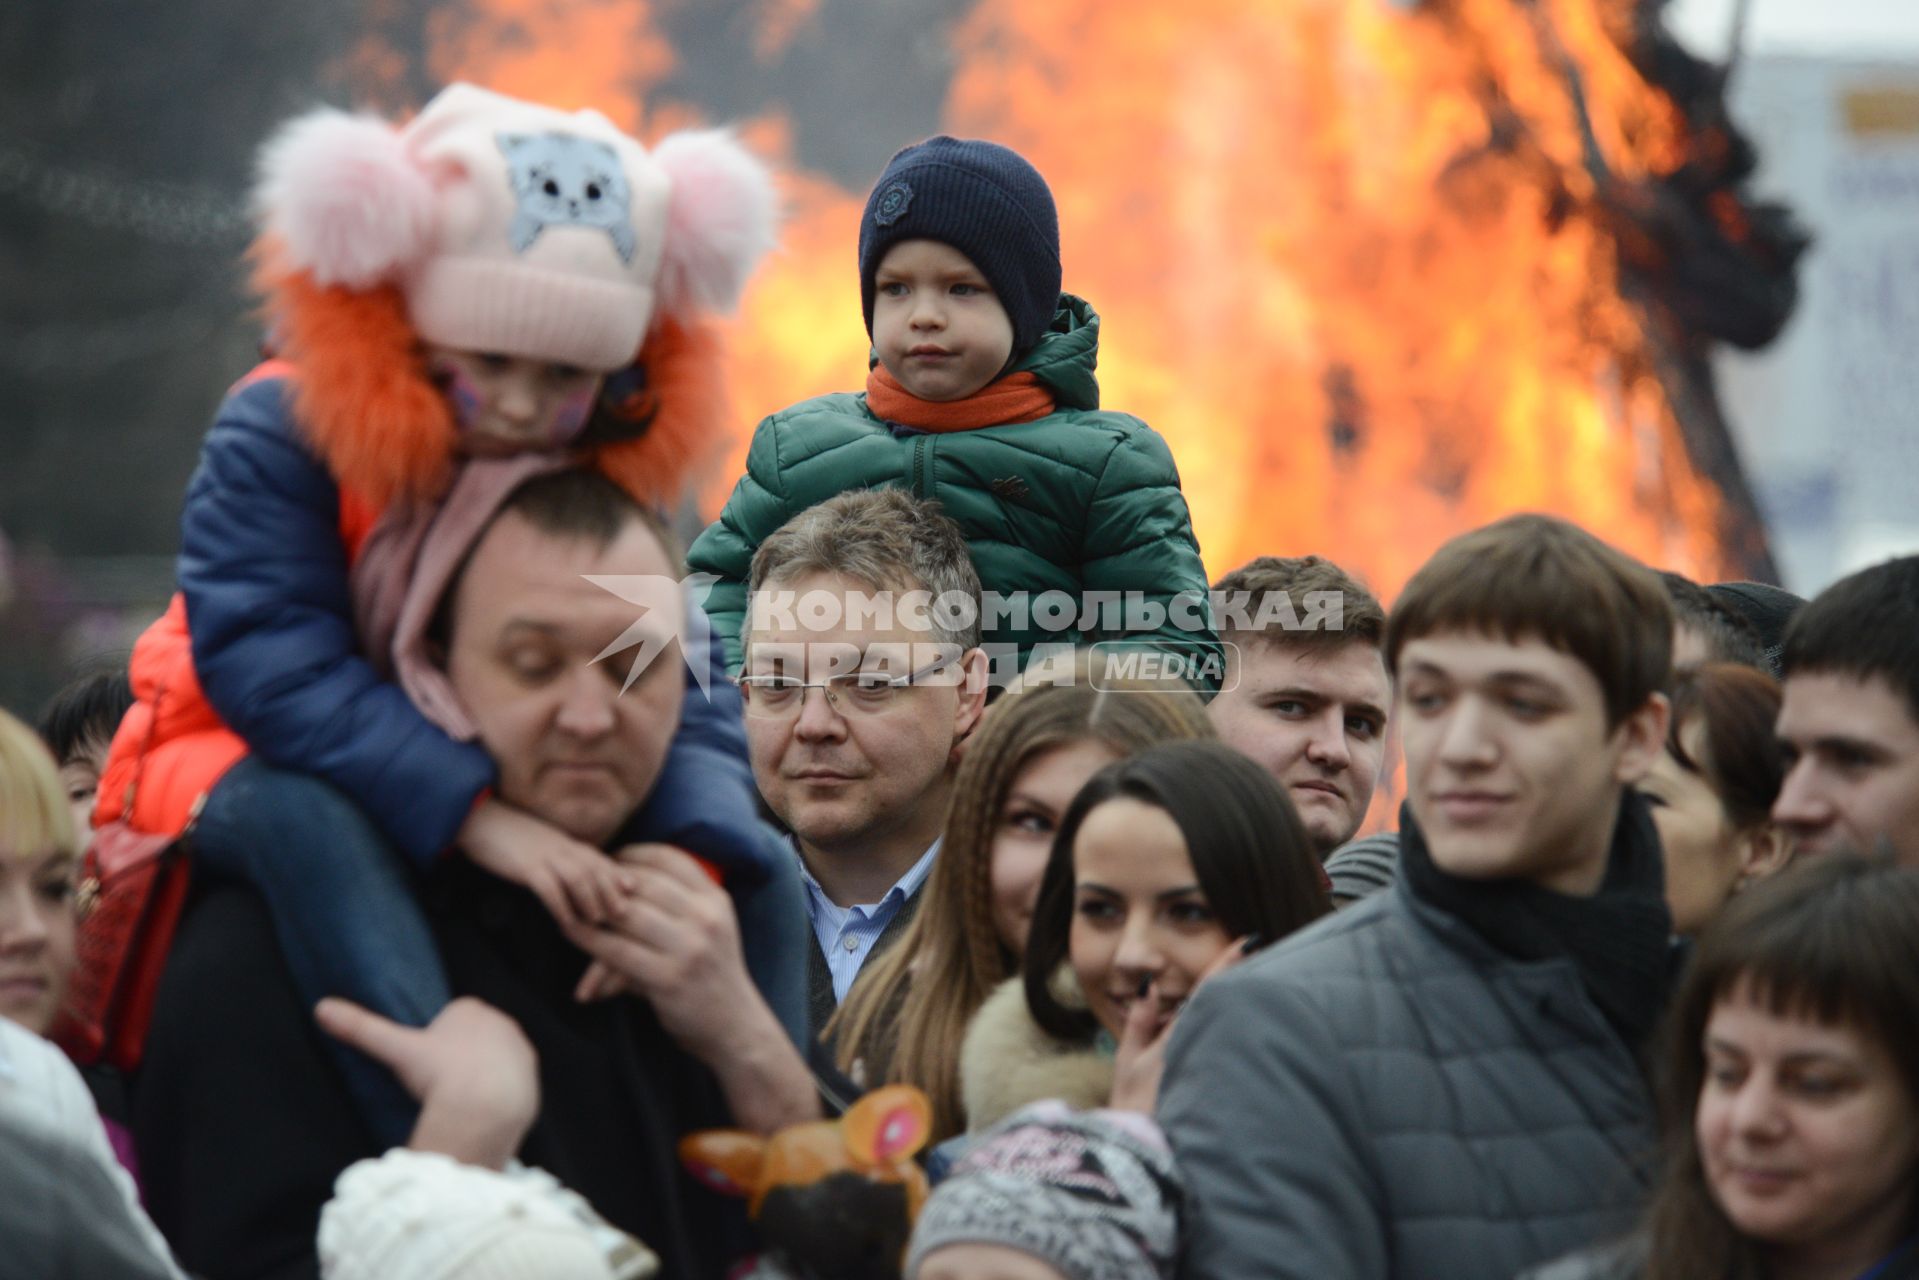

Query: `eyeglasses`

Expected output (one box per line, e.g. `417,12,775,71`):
735,653,960,719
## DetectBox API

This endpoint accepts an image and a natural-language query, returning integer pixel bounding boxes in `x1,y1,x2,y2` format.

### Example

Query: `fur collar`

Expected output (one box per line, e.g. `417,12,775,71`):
252,247,728,512
958,975,1113,1134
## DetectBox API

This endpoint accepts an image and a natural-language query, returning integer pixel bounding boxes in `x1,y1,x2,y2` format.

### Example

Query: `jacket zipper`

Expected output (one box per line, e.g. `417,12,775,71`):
912,434,928,497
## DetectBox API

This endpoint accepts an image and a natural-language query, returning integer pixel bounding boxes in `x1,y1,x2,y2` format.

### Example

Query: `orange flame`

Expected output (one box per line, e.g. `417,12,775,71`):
935,0,1730,595
366,0,1742,601
427,0,668,128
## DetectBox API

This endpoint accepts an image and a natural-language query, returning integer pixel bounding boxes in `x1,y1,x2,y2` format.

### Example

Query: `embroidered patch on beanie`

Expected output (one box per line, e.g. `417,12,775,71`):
498,133,638,261
872,179,914,228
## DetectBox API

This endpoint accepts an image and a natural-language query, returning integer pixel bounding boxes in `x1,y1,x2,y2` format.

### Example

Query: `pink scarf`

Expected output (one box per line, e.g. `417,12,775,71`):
350,454,565,741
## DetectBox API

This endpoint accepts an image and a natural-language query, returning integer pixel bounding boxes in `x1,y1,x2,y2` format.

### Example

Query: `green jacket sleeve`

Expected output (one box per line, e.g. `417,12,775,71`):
1080,421,1223,691
686,414,794,673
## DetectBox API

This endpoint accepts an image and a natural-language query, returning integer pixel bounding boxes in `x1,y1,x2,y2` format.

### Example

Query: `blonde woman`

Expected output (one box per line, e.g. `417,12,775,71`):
830,651,1213,1141
0,710,647,1277
0,707,80,1036
1,705,145,1180
0,707,186,1277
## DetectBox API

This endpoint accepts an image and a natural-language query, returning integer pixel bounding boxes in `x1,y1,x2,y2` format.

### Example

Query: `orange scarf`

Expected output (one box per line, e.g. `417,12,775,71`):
865,366,1056,432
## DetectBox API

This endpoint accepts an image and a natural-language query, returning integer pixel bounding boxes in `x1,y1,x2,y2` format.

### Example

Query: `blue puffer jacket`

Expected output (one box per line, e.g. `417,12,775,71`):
171,371,778,893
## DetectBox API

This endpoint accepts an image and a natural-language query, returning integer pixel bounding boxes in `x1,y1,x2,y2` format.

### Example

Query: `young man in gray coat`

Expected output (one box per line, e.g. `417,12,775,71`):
1160,514,1675,1280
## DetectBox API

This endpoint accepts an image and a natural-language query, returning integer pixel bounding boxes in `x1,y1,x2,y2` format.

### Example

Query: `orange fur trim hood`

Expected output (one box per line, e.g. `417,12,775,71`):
251,241,731,512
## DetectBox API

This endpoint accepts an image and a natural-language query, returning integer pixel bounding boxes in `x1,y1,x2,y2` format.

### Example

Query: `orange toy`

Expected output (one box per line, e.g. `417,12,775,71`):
682,1085,932,1280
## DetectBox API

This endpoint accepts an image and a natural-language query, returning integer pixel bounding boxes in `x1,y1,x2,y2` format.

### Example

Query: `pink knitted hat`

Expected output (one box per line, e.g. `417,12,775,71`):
254,82,777,372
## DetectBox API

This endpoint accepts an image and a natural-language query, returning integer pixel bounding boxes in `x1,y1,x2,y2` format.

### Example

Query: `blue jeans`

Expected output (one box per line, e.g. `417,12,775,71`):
191,758,443,1147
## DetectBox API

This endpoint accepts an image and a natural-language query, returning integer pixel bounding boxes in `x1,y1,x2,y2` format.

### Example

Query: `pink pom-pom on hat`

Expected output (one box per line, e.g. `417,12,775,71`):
251,83,780,373
256,110,435,290
652,128,779,321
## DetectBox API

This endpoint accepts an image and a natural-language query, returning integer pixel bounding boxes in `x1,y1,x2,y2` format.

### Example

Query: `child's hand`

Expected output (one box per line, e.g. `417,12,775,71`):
573,842,690,1003
563,844,753,1051
458,798,636,932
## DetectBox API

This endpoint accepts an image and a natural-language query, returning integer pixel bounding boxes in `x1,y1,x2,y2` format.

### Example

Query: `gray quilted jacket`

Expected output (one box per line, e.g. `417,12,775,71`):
1160,875,1658,1279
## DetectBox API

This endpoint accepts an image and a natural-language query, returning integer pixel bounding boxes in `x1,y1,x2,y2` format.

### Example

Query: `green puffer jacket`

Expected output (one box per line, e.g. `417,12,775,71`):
687,295,1220,686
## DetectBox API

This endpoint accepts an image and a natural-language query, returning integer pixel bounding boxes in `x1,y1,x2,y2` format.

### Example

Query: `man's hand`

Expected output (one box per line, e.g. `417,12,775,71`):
459,797,635,931
560,844,752,1059
315,996,538,1170
562,844,819,1133
1109,937,1259,1114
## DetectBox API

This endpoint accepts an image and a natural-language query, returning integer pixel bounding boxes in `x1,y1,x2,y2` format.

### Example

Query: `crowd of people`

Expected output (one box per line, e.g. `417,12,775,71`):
5,78,1919,1280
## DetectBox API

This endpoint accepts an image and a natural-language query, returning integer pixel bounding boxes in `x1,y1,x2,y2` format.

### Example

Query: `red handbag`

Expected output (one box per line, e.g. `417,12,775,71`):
51,696,199,1073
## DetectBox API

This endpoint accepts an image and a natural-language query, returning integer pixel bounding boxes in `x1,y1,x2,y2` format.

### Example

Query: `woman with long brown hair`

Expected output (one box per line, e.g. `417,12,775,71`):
1529,854,1919,1280
960,740,1332,1131
830,651,1213,1141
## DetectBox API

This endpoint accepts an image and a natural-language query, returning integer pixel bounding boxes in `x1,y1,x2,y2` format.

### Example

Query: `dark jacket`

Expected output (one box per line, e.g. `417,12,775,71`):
807,887,923,1042
130,868,753,1280
686,296,1219,680
1160,808,1666,1280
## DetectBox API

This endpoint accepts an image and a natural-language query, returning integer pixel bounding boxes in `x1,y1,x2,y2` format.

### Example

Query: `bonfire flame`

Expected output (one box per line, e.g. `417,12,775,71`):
348,0,1802,596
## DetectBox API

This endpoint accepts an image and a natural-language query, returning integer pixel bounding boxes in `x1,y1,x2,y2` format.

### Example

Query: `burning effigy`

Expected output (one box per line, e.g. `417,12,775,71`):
342,0,1804,592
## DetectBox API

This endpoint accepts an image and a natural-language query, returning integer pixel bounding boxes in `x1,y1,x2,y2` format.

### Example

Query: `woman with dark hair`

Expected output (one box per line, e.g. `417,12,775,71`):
1528,854,1919,1280
957,740,1331,1129
1639,663,1794,934
830,651,1214,1141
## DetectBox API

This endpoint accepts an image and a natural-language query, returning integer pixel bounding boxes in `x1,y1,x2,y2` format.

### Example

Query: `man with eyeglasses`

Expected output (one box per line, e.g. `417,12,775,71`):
737,488,989,1035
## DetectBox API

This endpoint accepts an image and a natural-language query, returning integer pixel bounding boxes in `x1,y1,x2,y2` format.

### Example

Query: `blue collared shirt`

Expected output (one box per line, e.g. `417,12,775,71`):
798,841,939,1004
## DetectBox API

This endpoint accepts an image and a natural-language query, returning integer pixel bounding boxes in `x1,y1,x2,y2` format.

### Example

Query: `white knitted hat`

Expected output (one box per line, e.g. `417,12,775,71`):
317,1150,658,1280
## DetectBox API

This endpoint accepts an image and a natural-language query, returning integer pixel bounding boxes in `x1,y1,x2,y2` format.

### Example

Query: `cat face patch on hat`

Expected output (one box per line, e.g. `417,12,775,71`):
402,85,672,372
498,132,638,262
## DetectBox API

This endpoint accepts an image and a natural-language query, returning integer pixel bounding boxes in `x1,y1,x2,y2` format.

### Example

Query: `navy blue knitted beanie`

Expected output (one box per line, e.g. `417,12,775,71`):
857,136,1062,358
